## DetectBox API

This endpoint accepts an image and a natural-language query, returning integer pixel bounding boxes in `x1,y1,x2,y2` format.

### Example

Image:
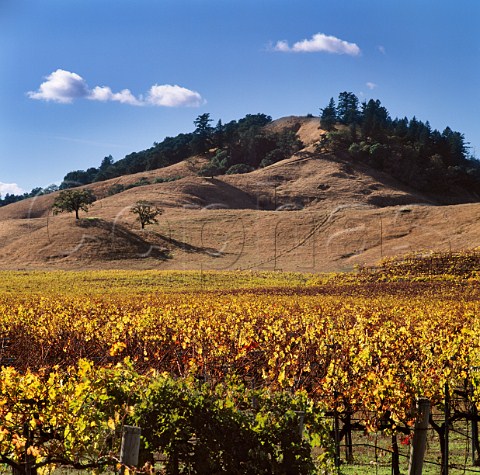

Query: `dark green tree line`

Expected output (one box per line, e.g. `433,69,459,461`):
319,91,480,195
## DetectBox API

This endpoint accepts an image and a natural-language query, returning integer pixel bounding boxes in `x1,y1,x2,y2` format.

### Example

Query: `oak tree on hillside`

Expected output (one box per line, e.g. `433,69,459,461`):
52,189,96,220
131,201,163,229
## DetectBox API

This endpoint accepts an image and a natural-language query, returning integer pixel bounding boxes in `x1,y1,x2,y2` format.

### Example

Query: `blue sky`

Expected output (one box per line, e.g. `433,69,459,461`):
1,0,479,195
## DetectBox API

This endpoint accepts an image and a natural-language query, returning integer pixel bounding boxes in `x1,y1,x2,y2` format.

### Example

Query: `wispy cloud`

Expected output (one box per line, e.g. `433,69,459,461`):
0,182,24,196
377,45,386,55
89,86,142,106
366,82,378,90
27,69,204,107
50,135,125,148
273,33,360,56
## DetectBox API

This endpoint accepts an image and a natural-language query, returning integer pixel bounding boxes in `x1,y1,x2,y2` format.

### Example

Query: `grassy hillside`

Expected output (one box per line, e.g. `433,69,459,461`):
1,116,480,271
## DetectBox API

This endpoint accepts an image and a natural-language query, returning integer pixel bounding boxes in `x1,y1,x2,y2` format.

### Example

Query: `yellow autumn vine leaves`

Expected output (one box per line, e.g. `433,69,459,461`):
0,360,138,472
0,267,479,434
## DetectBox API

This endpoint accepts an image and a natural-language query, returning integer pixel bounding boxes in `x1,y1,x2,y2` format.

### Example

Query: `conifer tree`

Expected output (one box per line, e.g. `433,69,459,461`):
320,98,337,131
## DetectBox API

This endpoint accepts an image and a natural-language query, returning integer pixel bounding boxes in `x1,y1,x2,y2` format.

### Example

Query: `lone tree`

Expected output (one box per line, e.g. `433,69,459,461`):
131,201,163,229
52,189,96,220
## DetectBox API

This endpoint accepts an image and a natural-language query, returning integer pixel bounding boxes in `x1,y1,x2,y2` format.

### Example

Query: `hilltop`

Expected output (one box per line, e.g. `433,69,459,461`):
1,107,480,271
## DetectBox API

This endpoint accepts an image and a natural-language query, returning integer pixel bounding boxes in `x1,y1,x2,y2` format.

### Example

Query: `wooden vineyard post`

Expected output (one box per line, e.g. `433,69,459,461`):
444,382,450,475
408,398,431,475
391,433,400,475
471,366,480,466
333,391,341,469
472,396,480,466
295,410,305,438
120,426,141,474
344,412,354,464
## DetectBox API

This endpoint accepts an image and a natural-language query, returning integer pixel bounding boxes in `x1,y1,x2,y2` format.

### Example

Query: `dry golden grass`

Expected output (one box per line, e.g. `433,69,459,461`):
1,116,479,271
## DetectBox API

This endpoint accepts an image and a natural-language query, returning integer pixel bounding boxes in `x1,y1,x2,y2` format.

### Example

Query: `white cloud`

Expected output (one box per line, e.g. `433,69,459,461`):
89,86,142,106
377,45,386,55
366,82,378,90
0,182,24,196
273,40,290,53
147,84,204,107
273,33,360,56
28,70,204,107
27,69,89,103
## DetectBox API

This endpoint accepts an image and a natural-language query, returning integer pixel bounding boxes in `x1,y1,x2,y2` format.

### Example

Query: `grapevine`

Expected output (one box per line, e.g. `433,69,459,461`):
0,253,479,472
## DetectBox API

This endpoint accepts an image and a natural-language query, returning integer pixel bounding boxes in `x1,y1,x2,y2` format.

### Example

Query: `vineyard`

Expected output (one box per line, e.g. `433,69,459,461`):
1,252,480,474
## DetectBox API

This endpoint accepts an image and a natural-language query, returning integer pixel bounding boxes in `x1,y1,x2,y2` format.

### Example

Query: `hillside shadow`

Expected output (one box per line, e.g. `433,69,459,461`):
76,218,171,260
202,178,258,209
78,218,225,259
158,234,226,258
